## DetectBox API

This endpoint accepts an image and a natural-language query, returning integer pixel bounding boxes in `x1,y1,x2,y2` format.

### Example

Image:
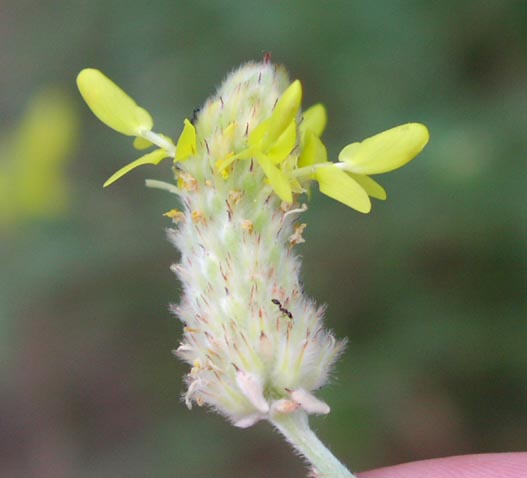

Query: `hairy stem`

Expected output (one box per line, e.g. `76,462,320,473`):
270,411,356,478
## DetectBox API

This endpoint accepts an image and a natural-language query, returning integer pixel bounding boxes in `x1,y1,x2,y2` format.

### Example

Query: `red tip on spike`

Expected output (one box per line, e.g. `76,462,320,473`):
263,52,272,64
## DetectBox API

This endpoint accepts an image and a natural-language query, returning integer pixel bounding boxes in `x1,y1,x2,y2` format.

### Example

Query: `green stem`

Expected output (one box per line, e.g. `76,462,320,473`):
270,411,356,478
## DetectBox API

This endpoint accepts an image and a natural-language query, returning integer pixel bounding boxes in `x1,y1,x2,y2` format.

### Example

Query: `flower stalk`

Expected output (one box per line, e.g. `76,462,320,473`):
76,59,429,476
272,410,356,478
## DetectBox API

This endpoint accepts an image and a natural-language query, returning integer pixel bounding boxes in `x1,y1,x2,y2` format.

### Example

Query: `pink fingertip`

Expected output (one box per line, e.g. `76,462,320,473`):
358,452,527,478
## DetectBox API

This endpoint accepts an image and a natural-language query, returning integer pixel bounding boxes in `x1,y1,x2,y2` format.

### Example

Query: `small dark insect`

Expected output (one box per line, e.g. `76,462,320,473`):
271,298,293,319
190,107,201,125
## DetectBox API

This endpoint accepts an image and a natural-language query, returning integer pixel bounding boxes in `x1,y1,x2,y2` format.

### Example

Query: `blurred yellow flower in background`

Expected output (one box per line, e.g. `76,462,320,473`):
0,89,78,229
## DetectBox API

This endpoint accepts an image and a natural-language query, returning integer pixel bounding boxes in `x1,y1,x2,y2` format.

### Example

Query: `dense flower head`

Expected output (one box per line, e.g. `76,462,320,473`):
77,60,429,427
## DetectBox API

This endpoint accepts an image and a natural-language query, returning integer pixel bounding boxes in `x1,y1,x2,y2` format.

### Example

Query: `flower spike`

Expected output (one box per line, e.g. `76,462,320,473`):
78,59,430,478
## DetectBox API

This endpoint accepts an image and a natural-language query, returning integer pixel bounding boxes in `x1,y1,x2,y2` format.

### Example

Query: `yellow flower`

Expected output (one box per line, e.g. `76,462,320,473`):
215,80,302,203
77,68,198,187
0,89,78,227
77,63,429,213
293,122,429,213
77,68,153,136
213,77,429,212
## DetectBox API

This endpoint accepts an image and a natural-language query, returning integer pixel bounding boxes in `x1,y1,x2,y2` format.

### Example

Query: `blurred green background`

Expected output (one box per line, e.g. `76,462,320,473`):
1,1,525,477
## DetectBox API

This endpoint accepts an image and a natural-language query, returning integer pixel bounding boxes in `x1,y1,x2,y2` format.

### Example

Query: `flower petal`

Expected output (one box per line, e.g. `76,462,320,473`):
298,131,327,167
103,149,169,187
236,370,269,414
262,80,302,149
77,69,153,136
290,389,330,415
175,119,197,161
267,120,297,163
315,165,371,213
248,118,270,148
300,103,327,138
339,123,429,175
347,173,387,200
133,136,153,150
256,155,293,203
215,152,236,174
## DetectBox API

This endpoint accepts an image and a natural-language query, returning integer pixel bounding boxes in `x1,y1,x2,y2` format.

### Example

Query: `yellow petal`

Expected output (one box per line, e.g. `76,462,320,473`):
248,118,270,148
77,69,153,136
339,123,429,175
103,149,169,187
347,173,386,200
298,131,328,167
175,119,197,161
267,120,297,163
133,136,153,150
262,80,302,149
216,152,236,173
256,155,292,203
290,178,304,194
300,103,327,138
315,165,371,213
216,145,256,175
